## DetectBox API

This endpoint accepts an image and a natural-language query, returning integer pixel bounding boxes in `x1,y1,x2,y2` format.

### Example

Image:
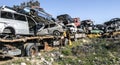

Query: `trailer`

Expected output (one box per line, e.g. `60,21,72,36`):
0,35,64,57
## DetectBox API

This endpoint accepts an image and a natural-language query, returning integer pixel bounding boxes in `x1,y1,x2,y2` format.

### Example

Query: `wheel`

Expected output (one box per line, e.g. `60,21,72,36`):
25,43,38,57
53,30,61,36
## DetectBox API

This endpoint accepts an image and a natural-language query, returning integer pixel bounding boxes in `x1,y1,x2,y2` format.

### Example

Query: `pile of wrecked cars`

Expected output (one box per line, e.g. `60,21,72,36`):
0,1,119,58
0,6,67,57
0,5,84,57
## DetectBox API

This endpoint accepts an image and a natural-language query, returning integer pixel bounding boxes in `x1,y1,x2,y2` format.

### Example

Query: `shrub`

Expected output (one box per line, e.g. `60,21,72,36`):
61,48,72,56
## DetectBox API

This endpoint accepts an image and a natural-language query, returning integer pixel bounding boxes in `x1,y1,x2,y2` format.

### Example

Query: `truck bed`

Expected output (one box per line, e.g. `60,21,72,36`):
0,35,55,43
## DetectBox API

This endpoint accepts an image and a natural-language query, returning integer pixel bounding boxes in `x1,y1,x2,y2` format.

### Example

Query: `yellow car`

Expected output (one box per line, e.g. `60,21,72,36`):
87,33,101,38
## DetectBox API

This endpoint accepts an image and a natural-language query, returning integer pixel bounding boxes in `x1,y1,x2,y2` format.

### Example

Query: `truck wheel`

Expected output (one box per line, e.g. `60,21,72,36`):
53,31,61,36
26,43,38,57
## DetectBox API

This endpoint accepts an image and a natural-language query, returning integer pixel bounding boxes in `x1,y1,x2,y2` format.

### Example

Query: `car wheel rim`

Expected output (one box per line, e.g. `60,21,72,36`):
30,46,37,56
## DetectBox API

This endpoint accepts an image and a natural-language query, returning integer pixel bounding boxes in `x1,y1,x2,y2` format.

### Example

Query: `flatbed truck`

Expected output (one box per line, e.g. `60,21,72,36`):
0,35,63,57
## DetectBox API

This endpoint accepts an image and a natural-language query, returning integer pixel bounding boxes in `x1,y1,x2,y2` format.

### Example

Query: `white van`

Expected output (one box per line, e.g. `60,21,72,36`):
0,6,37,36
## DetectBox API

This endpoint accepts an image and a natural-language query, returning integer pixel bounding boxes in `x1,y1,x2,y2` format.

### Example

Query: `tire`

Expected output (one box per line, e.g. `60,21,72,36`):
53,30,61,36
25,43,38,57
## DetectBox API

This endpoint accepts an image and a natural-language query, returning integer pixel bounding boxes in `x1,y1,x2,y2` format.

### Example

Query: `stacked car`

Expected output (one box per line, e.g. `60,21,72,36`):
1,0,120,58
0,3,66,57
103,18,120,38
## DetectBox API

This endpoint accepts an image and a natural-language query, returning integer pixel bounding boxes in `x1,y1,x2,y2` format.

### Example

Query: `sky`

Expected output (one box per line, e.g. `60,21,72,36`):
0,0,120,24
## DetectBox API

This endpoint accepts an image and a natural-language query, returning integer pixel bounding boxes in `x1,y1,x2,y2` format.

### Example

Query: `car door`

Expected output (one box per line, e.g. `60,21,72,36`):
37,24,49,35
27,17,36,35
47,23,57,34
0,11,14,31
13,13,29,35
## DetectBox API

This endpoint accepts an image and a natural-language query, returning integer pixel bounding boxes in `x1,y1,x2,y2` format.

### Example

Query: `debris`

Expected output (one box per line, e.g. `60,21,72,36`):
21,62,26,65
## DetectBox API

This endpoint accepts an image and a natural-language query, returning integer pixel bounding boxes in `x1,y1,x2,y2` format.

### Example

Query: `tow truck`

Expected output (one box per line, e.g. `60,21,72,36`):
0,5,65,57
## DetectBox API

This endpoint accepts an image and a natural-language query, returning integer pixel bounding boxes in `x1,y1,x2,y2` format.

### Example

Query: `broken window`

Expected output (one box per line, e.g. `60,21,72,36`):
27,17,36,28
1,11,13,19
44,25,49,29
14,13,26,21
27,17,36,33
50,23,56,27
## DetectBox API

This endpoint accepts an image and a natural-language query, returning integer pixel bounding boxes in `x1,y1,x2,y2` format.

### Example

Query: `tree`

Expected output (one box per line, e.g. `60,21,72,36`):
12,0,41,11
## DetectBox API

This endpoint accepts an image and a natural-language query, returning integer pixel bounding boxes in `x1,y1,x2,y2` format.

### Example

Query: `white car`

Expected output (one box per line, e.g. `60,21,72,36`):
77,26,85,33
66,23,77,33
0,6,37,36
36,22,65,36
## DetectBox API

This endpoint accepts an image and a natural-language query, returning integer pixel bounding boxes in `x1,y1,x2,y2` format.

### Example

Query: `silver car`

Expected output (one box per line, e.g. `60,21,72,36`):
0,6,37,36
37,22,65,36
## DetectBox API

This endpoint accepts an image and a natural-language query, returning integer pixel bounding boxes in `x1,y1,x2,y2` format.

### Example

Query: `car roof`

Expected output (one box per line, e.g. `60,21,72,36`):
0,6,27,17
0,5,16,13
